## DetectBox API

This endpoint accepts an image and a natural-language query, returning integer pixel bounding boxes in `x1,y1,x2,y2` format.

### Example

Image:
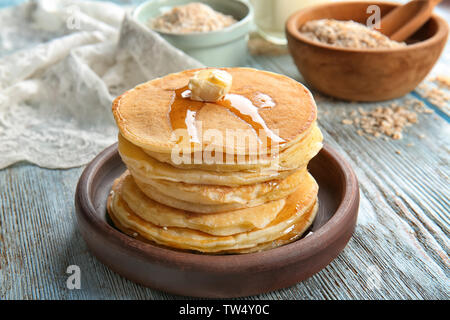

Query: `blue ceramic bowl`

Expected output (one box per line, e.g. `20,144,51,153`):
133,0,253,67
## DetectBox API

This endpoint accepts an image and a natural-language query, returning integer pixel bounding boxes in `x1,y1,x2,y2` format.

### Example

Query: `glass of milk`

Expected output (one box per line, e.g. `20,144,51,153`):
250,0,330,45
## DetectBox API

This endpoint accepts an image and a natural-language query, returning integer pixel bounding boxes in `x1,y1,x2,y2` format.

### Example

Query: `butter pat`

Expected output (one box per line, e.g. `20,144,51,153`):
188,69,232,102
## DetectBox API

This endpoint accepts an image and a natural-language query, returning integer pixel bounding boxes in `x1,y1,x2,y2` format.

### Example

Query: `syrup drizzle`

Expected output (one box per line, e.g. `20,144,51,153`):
168,86,285,146
169,87,203,144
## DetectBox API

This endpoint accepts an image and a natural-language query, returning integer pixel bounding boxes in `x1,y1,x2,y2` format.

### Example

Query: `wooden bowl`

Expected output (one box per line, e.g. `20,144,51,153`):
286,1,449,101
75,143,359,298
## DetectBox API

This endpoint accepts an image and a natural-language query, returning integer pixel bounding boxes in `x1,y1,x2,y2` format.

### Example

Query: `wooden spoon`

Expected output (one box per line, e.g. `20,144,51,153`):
378,0,442,42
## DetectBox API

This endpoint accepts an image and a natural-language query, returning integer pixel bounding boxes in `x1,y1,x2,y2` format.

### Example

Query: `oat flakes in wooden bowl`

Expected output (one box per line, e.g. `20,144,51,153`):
286,1,448,102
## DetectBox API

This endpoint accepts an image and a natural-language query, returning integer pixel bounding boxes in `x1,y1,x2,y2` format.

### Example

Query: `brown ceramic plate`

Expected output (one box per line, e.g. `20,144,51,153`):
75,143,359,298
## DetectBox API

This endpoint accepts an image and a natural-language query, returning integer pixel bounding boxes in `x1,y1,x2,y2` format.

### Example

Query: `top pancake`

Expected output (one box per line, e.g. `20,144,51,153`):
112,68,317,155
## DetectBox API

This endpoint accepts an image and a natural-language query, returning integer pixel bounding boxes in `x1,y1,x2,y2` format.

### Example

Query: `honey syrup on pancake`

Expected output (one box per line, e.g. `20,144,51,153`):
169,86,285,148
170,87,204,144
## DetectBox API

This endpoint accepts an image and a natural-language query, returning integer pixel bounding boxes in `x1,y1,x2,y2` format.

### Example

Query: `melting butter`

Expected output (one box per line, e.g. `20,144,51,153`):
188,69,232,102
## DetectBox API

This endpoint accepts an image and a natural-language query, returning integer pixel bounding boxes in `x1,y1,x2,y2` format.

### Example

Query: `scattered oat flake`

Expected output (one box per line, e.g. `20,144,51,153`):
343,98,432,141
342,119,353,125
432,75,450,90
417,81,450,111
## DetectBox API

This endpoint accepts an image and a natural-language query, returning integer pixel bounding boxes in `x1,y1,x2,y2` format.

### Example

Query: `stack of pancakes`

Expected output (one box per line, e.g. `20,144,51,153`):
108,68,323,254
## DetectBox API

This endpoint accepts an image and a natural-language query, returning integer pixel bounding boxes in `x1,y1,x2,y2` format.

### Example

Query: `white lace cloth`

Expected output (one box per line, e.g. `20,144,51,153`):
0,0,202,169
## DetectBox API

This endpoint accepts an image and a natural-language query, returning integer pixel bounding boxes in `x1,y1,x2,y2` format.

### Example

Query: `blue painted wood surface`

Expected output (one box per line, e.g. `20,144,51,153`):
0,1,449,299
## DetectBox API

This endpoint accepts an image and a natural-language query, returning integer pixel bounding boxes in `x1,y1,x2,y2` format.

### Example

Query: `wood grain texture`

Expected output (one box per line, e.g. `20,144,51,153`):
1,3,449,300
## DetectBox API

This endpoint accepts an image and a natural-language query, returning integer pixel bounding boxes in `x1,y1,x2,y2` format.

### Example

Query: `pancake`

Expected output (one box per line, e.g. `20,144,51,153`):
108,197,318,254
119,133,296,186
119,130,322,186
222,212,316,254
112,68,317,156
115,171,308,236
107,174,318,252
140,123,323,172
134,168,308,213
133,169,308,213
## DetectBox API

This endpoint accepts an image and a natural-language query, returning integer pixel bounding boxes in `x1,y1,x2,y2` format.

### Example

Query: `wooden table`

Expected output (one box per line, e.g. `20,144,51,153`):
1,1,449,300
